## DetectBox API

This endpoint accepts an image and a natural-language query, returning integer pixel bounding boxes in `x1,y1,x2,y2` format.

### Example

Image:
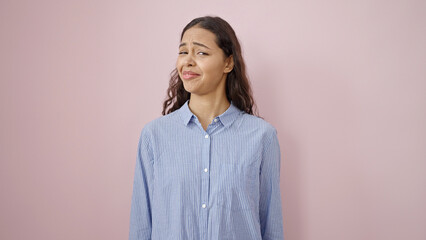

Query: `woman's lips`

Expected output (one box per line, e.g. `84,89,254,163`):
182,71,200,80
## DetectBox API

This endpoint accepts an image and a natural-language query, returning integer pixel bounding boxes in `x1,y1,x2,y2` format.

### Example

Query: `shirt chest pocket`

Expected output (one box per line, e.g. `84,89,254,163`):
215,159,259,211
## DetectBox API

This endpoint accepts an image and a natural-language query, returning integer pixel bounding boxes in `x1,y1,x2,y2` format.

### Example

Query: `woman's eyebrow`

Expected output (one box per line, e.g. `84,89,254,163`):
179,41,211,49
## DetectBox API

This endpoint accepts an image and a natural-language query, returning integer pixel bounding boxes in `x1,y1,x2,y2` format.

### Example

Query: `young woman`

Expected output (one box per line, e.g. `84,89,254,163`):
129,16,284,240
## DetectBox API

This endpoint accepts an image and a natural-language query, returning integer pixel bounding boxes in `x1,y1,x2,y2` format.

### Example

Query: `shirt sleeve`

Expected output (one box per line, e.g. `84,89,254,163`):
259,128,284,240
129,127,155,240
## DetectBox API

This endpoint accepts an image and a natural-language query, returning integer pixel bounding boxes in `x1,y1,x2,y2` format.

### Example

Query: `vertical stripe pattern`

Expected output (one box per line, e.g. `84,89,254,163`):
129,99,284,240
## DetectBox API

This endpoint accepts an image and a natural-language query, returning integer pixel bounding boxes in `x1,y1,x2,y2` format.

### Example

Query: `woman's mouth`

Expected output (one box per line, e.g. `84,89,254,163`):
182,71,200,80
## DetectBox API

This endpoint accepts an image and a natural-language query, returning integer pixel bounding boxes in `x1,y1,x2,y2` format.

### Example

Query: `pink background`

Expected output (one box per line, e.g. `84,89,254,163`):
1,0,425,239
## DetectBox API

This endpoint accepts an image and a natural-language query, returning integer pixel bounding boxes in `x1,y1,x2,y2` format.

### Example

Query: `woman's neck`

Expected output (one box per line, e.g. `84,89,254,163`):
188,95,230,126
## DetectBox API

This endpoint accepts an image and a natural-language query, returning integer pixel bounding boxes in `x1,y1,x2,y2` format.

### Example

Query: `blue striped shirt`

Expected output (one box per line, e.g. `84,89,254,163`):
129,99,284,240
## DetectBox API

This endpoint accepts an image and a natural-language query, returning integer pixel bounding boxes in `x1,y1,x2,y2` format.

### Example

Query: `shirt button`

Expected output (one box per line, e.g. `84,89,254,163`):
205,134,209,138
202,203,206,208
214,118,218,122
204,168,208,172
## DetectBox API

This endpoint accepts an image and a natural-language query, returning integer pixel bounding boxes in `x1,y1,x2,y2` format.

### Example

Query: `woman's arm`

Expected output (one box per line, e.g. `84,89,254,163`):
129,128,154,240
259,128,285,240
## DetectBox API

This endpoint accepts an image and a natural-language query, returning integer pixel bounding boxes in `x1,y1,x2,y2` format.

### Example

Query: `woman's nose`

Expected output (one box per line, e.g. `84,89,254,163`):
183,53,196,66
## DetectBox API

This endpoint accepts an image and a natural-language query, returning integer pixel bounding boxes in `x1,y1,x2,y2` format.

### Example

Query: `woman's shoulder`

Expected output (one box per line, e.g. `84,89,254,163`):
240,112,278,136
138,111,179,137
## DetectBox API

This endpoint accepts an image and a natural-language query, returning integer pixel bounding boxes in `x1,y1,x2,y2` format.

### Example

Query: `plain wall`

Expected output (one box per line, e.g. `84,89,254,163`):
1,0,425,239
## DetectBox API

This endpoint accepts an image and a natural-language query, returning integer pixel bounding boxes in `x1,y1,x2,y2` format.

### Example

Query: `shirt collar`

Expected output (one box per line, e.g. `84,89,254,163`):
178,99,242,128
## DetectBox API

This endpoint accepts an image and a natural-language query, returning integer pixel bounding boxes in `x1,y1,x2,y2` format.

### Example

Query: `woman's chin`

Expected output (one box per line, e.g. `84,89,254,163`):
183,83,199,94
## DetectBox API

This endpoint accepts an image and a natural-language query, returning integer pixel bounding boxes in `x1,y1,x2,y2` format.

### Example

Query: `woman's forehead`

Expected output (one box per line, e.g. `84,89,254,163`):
181,28,217,48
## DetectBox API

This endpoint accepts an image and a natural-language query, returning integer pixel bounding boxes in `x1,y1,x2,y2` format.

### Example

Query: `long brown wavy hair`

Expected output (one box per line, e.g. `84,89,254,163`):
162,16,261,119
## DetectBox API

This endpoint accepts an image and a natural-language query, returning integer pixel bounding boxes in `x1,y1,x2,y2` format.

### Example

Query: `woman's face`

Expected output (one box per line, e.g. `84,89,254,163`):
176,26,233,96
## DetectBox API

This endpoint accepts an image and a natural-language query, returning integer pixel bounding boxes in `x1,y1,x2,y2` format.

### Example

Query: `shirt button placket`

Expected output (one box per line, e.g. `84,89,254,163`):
200,133,210,239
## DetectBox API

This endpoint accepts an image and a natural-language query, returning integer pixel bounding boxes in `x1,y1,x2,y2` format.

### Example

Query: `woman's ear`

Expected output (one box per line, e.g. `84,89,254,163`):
224,55,234,73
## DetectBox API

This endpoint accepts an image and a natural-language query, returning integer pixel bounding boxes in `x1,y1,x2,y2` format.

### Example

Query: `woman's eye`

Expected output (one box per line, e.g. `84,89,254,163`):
178,51,208,55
